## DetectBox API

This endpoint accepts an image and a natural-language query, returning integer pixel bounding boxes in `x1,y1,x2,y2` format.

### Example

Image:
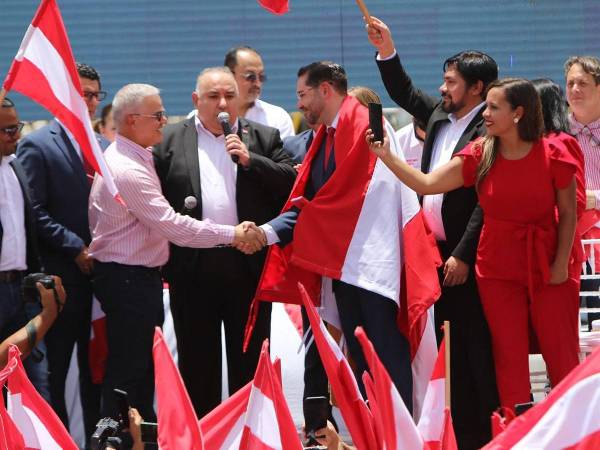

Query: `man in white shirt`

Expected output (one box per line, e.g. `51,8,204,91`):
367,17,500,450
394,117,426,170
224,45,295,138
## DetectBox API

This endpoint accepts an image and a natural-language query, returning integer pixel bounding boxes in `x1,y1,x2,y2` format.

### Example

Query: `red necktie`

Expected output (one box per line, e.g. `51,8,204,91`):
324,126,335,170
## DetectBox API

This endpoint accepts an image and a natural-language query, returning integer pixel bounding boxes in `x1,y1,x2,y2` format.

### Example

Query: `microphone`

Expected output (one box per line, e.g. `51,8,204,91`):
181,196,197,215
217,111,239,163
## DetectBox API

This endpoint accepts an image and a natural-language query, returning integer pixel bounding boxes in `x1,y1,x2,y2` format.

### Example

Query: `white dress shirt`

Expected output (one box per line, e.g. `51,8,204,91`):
395,123,424,170
244,99,295,138
0,155,27,271
423,103,485,241
195,116,239,226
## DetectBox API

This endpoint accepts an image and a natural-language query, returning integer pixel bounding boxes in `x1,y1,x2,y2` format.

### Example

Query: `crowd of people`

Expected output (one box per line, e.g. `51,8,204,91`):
1,14,599,450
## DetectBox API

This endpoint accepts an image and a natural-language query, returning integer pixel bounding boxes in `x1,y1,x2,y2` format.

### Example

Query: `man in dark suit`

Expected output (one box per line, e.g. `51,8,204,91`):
367,17,500,450
0,97,47,396
282,126,314,164
153,66,296,418
17,63,107,443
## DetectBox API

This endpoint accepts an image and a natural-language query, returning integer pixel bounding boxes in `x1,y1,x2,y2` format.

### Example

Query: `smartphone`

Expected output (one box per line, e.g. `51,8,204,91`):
114,388,130,428
368,102,384,143
303,396,329,434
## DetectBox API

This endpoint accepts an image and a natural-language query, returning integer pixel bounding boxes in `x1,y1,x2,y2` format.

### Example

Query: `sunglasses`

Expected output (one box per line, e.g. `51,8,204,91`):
0,122,25,137
131,111,168,122
82,90,108,101
240,72,267,83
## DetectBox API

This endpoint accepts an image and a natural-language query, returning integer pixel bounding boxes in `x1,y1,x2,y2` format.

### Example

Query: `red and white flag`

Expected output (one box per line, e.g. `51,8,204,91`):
239,340,302,450
2,345,78,450
153,327,204,450
257,0,289,14
200,383,251,450
483,347,600,449
2,0,120,200
355,327,424,450
417,338,457,450
300,284,378,450
88,295,107,384
0,353,26,450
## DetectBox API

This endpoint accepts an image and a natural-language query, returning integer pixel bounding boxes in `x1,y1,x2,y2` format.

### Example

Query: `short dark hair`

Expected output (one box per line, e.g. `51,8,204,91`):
443,51,498,98
531,78,570,135
76,62,101,88
1,97,15,108
297,61,348,95
224,46,260,72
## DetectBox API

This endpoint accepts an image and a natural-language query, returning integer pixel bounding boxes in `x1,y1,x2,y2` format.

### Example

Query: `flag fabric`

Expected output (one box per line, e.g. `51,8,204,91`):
300,284,378,450
200,383,251,450
3,345,78,450
417,338,457,450
238,340,302,450
483,347,600,449
153,327,203,450
257,0,289,14
2,0,120,201
88,295,107,384
0,352,26,450
355,327,424,450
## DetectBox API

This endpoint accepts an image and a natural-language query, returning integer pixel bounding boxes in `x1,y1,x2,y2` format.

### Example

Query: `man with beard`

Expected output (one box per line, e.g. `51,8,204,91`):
367,17,499,450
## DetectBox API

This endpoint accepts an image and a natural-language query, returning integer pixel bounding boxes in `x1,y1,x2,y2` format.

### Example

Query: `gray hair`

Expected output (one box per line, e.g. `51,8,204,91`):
112,83,160,127
195,67,237,95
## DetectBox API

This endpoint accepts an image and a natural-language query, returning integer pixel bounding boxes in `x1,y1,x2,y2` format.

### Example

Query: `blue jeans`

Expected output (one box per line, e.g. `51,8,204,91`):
0,279,50,402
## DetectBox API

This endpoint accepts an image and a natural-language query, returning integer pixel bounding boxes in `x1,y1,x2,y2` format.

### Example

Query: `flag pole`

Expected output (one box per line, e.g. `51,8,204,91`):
355,0,372,25
444,320,451,409
0,88,7,105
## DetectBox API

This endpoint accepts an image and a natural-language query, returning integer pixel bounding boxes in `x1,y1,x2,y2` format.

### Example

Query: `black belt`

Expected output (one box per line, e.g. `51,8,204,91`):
0,270,24,283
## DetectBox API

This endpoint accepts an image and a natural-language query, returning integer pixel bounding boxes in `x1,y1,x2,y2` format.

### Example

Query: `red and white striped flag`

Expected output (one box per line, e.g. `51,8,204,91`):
2,345,78,450
153,328,204,450
257,0,289,14
483,347,600,449
88,295,107,384
417,338,457,450
2,0,120,201
239,340,302,450
299,283,378,450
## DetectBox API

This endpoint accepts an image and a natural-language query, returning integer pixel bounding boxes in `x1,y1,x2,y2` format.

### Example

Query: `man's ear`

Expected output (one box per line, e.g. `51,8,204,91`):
192,91,199,105
469,80,485,99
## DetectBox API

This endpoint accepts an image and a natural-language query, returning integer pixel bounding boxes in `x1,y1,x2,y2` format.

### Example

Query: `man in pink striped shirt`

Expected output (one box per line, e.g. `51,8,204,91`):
88,83,264,423
565,56,600,330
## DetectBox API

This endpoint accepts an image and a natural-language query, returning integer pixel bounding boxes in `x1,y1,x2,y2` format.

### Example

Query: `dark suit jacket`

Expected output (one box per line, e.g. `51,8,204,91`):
153,117,296,280
282,129,313,164
16,120,108,281
376,54,485,264
0,159,41,273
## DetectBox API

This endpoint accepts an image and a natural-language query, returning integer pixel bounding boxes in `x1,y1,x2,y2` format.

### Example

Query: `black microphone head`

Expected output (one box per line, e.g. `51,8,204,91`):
183,196,197,210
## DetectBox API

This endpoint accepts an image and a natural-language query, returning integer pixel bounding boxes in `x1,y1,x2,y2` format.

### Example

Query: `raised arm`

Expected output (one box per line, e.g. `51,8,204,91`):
366,129,464,195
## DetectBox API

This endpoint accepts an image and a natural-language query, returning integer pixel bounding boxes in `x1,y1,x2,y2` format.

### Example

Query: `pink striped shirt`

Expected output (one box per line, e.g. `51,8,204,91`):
89,134,234,267
570,114,600,227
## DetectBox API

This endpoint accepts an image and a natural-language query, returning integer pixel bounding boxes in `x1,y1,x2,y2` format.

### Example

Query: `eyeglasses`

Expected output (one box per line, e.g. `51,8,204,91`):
82,90,107,102
131,111,168,122
239,72,267,83
0,122,24,137
296,87,315,100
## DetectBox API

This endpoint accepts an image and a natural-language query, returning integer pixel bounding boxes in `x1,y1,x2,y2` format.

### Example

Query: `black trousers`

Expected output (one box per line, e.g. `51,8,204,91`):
93,262,164,422
433,254,499,450
45,277,101,443
168,248,271,419
333,280,413,414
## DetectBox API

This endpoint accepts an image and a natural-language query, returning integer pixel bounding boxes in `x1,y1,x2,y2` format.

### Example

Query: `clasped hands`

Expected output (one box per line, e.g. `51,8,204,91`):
233,221,267,255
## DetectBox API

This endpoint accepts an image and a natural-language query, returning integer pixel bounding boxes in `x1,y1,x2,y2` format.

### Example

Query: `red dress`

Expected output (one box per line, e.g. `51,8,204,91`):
457,137,580,411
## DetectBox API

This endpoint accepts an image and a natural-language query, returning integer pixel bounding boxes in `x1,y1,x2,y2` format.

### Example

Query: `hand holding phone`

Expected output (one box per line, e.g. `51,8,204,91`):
368,102,384,143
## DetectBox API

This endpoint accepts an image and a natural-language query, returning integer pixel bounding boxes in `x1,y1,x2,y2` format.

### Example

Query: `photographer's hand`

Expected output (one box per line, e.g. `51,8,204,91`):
39,276,66,317
128,408,144,450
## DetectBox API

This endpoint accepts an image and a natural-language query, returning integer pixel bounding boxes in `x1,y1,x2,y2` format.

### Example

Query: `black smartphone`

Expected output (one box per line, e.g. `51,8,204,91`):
114,388,130,428
303,396,329,434
140,421,158,444
368,102,384,143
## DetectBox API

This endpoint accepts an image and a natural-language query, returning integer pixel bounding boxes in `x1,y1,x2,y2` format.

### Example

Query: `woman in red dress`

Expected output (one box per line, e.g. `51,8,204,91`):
367,78,580,412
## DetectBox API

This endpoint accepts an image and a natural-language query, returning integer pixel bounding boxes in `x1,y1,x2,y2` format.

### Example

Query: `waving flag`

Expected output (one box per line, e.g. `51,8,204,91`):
257,0,289,14
300,284,378,450
2,0,120,201
0,353,26,450
3,345,78,450
153,328,203,450
483,347,600,449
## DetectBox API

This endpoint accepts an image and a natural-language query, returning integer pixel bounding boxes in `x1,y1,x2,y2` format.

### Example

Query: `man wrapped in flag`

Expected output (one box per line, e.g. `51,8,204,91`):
244,61,441,415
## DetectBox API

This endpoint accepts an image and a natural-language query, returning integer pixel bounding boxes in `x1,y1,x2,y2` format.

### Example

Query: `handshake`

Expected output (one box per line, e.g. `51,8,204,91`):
232,221,268,255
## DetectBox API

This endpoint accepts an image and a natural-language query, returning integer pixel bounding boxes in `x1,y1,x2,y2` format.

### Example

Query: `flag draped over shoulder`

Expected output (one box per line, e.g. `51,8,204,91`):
153,327,204,450
483,347,600,449
1,345,78,450
257,0,289,14
2,0,120,201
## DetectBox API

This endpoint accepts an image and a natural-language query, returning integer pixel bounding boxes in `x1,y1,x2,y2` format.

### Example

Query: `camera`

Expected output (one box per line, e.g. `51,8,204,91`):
303,396,328,450
90,417,121,450
21,273,55,303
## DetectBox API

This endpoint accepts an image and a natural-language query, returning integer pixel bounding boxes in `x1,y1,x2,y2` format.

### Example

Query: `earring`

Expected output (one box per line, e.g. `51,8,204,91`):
513,117,519,124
